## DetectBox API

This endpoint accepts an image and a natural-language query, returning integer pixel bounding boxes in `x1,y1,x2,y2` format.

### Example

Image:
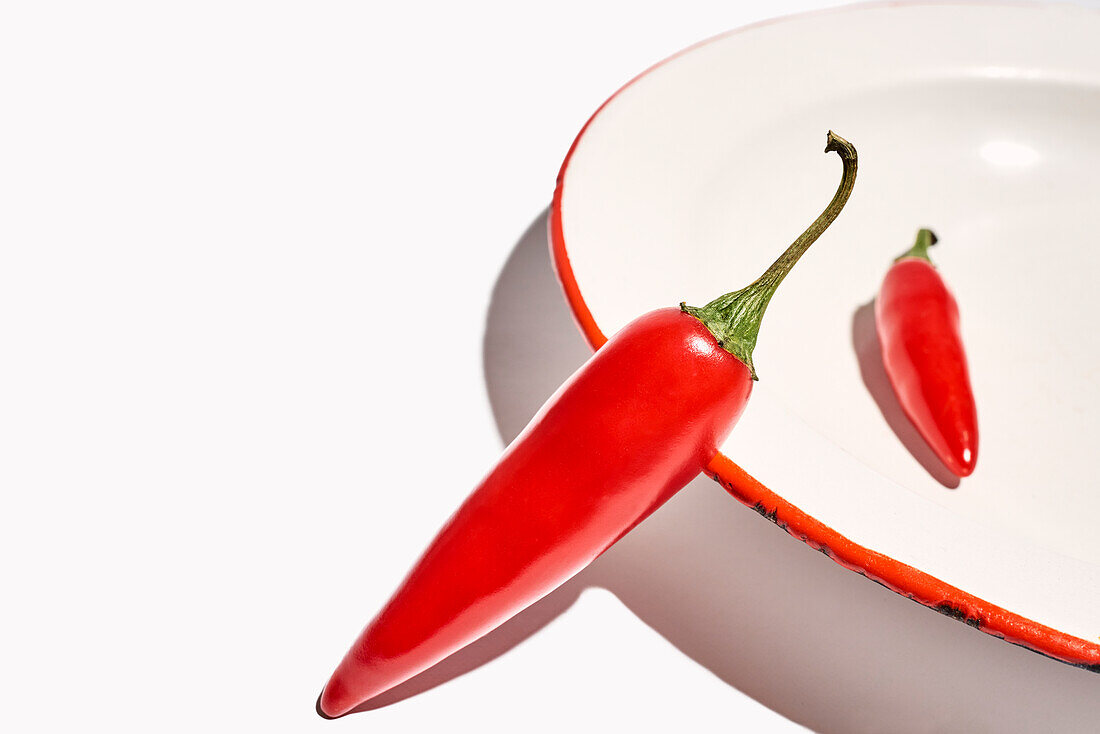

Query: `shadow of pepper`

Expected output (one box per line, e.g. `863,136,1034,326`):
343,575,586,713
348,209,1100,732
850,301,960,489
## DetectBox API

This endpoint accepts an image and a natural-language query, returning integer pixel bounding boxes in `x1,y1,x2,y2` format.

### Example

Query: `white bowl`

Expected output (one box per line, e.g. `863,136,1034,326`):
552,1,1100,668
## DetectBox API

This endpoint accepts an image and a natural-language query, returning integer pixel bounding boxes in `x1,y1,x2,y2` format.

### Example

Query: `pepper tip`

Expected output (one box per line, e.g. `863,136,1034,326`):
954,446,977,477
317,684,355,720
316,690,337,719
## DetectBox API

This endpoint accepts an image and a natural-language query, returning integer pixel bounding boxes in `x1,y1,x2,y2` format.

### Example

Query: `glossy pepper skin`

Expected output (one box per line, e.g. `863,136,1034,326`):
318,132,857,718
875,229,978,477
319,309,751,717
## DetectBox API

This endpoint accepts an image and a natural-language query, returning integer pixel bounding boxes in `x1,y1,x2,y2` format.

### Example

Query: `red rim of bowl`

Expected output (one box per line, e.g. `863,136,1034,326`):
548,2,1100,672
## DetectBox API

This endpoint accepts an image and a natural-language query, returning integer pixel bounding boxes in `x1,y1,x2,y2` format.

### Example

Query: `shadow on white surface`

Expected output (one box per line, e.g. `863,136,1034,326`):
343,575,586,713
851,301,960,489
351,210,1100,732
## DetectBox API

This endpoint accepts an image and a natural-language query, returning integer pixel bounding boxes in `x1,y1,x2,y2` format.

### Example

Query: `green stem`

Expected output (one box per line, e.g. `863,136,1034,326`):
681,131,858,380
897,228,938,264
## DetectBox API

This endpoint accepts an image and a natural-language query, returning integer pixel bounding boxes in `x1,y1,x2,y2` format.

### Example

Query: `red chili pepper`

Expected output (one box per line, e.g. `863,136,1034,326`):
317,132,858,718
875,229,978,477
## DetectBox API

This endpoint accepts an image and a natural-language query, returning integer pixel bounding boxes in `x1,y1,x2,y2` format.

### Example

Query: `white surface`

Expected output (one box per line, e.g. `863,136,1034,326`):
1,2,1098,734
561,2,1100,643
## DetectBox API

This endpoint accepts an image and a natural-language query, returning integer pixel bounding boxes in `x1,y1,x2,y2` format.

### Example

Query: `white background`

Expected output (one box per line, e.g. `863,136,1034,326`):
2,2,1099,732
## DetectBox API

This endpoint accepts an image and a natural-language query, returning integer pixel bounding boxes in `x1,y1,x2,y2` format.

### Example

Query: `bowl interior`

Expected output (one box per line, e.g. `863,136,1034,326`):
559,3,1100,644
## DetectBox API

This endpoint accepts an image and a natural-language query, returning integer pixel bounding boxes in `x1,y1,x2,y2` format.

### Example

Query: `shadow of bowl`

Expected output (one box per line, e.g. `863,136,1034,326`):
476,210,1100,733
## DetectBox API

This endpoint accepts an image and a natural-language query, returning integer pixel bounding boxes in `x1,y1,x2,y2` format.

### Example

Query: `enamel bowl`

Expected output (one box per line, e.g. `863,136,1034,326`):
552,1,1100,668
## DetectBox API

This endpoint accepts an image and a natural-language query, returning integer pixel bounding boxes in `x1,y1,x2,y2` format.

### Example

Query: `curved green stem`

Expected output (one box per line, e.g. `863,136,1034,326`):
897,228,938,264
681,131,858,380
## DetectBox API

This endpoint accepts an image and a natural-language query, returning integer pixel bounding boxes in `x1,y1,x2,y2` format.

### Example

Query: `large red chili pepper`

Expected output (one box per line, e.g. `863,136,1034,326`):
875,229,978,477
317,132,858,718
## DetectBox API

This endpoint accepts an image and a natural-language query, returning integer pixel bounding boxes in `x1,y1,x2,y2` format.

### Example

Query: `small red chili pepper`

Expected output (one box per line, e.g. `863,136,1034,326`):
875,229,978,477
317,132,858,718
